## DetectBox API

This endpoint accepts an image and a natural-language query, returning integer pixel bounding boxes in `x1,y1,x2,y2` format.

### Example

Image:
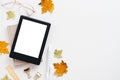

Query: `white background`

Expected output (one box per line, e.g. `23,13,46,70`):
0,0,120,80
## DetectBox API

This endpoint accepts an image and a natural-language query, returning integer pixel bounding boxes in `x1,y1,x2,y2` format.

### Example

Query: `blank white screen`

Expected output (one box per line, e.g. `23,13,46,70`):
14,19,47,58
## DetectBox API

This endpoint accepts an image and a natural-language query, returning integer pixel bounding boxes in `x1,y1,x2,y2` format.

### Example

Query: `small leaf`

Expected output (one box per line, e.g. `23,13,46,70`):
6,11,15,20
54,49,62,58
0,75,11,80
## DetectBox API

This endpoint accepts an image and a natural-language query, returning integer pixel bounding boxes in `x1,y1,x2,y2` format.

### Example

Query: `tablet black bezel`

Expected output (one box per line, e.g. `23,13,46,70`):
9,15,51,65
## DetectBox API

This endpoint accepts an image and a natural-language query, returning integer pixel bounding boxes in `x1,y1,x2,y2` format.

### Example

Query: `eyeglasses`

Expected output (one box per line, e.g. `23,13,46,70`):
1,0,35,16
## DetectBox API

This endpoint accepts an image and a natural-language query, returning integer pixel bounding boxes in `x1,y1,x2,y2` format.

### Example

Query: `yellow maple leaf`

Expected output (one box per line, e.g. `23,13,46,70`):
1,75,11,80
0,41,9,54
53,60,68,76
6,11,15,20
54,49,62,58
39,0,54,14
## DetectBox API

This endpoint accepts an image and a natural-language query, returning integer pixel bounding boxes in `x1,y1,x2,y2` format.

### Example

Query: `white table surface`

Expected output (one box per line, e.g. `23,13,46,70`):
0,0,120,80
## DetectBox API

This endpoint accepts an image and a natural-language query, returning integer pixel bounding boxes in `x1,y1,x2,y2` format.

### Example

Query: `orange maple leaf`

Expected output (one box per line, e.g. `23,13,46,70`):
53,60,68,76
39,0,54,14
0,41,9,54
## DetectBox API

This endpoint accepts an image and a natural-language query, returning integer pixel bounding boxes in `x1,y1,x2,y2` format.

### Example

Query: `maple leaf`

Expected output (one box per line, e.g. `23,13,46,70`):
6,11,15,20
54,49,62,58
0,41,9,54
1,75,11,80
53,60,68,76
39,0,54,14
